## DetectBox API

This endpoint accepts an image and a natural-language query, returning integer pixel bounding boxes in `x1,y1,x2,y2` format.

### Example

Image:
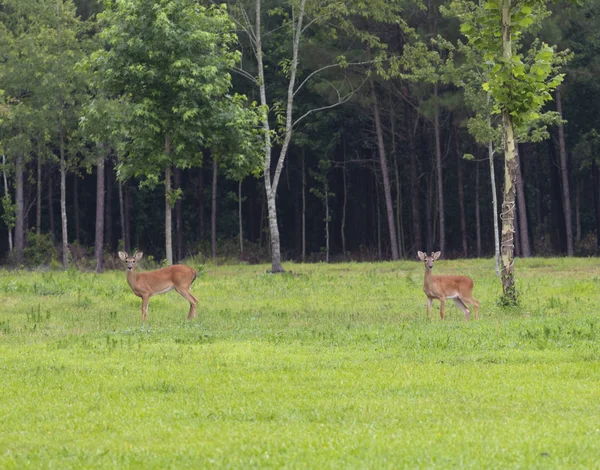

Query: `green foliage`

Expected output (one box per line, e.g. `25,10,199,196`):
23,231,57,267
1,194,16,231
1,259,600,466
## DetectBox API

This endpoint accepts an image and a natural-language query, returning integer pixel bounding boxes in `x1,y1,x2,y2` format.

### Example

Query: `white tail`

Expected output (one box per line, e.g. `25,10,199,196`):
118,251,198,321
417,251,480,320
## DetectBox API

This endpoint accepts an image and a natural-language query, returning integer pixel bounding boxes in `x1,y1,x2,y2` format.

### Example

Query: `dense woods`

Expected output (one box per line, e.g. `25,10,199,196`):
0,0,597,273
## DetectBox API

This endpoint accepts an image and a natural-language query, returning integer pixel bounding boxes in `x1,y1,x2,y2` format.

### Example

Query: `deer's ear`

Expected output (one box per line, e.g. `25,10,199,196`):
417,251,426,260
432,251,441,260
134,252,144,262
118,251,128,261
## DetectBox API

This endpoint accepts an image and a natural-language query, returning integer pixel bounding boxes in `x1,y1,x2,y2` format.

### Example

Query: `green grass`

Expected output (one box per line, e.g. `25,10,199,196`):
1,258,600,468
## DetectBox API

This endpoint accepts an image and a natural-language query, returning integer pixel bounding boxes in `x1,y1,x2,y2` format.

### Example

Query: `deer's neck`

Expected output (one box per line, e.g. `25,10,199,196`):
127,270,139,293
423,266,434,289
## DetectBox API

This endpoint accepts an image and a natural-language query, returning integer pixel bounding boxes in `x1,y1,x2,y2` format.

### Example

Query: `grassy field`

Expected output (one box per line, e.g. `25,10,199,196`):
1,257,600,468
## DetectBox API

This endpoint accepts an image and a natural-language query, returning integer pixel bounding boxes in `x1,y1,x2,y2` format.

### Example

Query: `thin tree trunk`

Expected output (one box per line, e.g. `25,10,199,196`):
198,167,205,241
370,78,399,260
325,178,330,263
374,162,382,259
124,185,132,252
14,155,24,262
211,156,217,262
59,127,69,268
390,92,404,258
2,155,13,252
174,167,183,262
36,152,42,235
105,161,113,250
49,173,55,237
302,153,306,262
454,125,468,257
575,182,581,243
475,161,482,258
409,115,422,252
433,83,445,254
165,166,173,266
515,145,531,257
341,165,348,257
73,173,80,243
95,155,105,273
118,178,126,252
489,140,500,274
239,180,244,259
556,86,574,256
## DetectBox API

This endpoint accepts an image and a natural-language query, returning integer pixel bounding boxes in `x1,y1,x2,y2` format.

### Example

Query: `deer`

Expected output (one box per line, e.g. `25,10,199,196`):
118,251,198,322
417,251,480,320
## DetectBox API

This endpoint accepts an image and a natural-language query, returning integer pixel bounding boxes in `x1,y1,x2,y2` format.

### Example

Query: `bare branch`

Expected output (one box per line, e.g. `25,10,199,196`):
293,59,376,98
231,67,257,84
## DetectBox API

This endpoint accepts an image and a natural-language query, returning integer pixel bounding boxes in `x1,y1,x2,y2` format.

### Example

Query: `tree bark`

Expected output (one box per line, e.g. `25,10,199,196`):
105,161,113,251
73,173,80,243
489,140,500,274
48,173,55,237
433,83,445,254
302,153,306,262
238,180,243,259
500,0,517,302
475,161,482,258
198,167,205,241
95,155,105,273
36,152,42,235
59,127,69,268
575,182,581,243
515,145,531,257
390,92,404,258
454,125,468,257
14,154,24,263
556,86,574,256
117,178,127,252
174,167,183,262
2,154,13,252
408,113,422,252
211,156,217,262
370,78,399,260
165,166,173,266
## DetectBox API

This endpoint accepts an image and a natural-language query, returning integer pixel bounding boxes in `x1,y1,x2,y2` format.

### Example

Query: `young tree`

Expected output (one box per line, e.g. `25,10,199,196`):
93,0,245,264
451,0,566,303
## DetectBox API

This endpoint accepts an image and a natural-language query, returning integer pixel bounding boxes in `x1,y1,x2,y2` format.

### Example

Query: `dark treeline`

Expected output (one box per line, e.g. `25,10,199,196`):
0,0,598,269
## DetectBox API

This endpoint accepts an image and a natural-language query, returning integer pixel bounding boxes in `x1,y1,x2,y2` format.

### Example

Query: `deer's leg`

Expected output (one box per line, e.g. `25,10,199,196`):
141,295,150,322
465,297,480,320
426,297,433,317
439,298,446,320
176,289,198,320
453,297,471,321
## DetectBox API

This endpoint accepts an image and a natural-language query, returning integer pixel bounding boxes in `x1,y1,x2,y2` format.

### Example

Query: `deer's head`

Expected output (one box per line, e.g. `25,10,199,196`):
417,251,441,270
118,251,144,272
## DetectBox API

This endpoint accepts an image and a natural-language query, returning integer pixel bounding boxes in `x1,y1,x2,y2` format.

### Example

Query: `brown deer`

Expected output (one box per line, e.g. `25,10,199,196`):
417,251,480,320
118,251,198,321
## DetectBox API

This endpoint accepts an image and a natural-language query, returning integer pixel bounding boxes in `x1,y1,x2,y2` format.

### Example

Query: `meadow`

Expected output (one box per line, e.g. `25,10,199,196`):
1,257,599,469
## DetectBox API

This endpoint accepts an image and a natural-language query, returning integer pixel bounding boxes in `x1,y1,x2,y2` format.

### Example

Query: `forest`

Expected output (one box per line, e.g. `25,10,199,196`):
0,0,597,277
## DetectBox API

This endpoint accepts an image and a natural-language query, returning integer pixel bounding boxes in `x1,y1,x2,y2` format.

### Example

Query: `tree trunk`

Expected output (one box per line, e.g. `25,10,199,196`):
2,154,13,252
239,180,243,259
433,83,446,254
59,128,69,268
341,164,348,257
575,182,581,243
14,154,24,263
174,167,183,262
556,86,574,256
489,140,500,274
48,173,55,237
198,167,205,241
515,145,531,257
409,114,422,252
118,178,126,252
125,185,132,251
475,161,482,258
105,161,113,251
302,152,306,262
36,153,42,235
95,155,105,273
165,166,173,265
325,179,330,263
211,156,217,262
454,125,468,257
73,173,80,243
370,78,399,260
374,161,382,259
390,92,404,258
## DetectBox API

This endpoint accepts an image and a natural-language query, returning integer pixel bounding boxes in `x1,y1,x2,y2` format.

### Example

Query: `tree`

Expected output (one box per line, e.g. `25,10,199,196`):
92,0,245,264
451,0,566,303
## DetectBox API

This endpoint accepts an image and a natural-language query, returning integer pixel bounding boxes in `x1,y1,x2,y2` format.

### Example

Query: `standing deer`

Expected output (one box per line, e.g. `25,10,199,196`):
417,251,480,320
118,251,198,321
